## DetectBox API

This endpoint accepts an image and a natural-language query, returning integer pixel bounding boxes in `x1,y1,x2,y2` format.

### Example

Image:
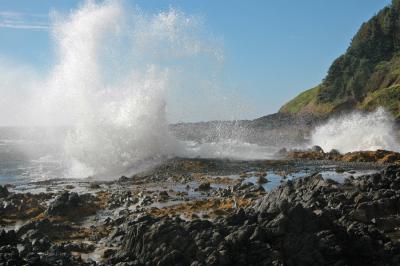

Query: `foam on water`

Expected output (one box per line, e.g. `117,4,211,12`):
183,140,275,160
311,108,400,153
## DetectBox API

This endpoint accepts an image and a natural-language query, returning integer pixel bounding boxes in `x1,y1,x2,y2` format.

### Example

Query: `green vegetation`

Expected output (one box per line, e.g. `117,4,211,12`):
279,86,320,114
279,86,338,114
280,0,400,118
360,85,400,118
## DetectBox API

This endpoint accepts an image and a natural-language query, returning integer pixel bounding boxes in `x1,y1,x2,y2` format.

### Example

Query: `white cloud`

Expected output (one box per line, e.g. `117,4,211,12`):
0,22,49,30
0,11,49,30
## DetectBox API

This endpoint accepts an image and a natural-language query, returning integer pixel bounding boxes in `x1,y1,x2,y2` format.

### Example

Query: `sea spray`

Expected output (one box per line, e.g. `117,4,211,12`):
0,1,274,180
38,1,222,176
311,108,400,153
43,3,160,175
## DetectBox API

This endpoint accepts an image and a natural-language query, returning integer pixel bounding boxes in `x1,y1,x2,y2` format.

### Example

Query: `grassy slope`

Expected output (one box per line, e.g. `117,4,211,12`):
281,55,400,117
279,86,339,115
280,0,400,118
359,84,400,118
279,87,319,114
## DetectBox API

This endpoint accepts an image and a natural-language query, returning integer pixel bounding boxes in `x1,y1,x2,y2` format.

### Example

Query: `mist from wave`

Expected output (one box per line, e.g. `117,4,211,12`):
0,1,277,181
311,108,400,153
8,1,399,182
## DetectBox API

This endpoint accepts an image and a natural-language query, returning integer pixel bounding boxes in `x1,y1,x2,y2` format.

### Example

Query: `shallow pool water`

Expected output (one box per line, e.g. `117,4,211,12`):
240,168,379,191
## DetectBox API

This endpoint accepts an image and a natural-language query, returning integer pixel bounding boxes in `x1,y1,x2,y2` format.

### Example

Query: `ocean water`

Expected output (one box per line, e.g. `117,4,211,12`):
0,1,397,186
0,127,71,184
0,126,276,184
0,2,222,180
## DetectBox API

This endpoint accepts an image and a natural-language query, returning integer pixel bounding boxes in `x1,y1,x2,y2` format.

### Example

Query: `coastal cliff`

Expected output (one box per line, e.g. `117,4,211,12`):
280,0,400,119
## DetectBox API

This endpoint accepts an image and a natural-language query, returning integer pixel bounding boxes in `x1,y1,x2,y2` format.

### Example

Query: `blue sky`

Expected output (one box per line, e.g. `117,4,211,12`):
0,0,392,121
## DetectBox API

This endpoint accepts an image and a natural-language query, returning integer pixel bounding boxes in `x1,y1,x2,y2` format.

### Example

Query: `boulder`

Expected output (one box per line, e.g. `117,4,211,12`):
47,191,98,218
0,185,9,198
197,182,211,191
311,145,324,153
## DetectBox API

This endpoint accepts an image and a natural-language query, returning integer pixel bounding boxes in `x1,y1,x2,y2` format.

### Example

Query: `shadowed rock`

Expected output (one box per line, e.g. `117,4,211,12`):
107,166,400,265
47,191,99,218
0,185,9,198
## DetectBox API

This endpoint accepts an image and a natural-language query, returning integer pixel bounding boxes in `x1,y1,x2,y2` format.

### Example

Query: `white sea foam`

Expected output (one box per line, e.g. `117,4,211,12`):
311,108,400,153
183,139,274,160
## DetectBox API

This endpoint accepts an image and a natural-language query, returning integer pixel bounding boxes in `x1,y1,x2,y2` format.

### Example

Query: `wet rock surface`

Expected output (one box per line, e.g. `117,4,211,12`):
1,158,399,265
106,166,400,266
285,148,400,164
47,191,100,218
0,191,50,226
0,185,9,198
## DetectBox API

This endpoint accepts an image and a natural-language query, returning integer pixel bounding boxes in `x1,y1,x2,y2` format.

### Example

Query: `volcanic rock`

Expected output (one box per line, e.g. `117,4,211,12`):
197,182,211,191
0,185,9,198
47,191,99,218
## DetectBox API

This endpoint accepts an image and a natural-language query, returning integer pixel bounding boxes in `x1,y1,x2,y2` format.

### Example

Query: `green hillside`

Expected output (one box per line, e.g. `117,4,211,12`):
280,0,400,119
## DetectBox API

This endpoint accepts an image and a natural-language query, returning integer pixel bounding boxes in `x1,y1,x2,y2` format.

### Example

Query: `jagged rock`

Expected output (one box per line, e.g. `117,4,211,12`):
257,175,268,184
287,148,400,164
118,176,130,182
311,145,324,153
4,158,400,266
0,229,18,246
329,149,340,155
108,191,137,209
47,191,98,218
0,185,9,198
107,198,400,265
159,191,169,198
197,182,211,191
89,182,101,189
106,166,400,265
138,195,153,206
62,242,95,253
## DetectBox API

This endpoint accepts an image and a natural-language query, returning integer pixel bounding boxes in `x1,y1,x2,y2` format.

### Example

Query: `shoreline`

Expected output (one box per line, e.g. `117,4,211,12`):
1,157,398,265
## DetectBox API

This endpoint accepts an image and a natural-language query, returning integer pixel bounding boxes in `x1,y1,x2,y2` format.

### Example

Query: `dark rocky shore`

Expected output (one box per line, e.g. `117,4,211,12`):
1,158,400,265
